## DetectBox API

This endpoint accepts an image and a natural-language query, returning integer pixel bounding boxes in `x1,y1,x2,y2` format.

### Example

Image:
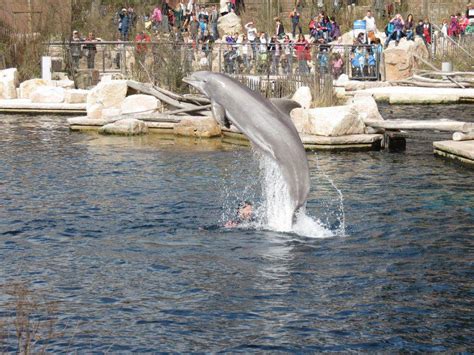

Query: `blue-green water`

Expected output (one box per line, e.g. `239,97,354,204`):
0,106,473,352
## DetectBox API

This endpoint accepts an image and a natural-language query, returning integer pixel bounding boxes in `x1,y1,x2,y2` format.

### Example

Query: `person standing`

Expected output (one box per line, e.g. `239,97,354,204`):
128,7,138,29
290,8,302,39
448,14,460,39
423,18,432,44
119,8,130,40
244,21,258,57
162,0,171,32
69,30,83,70
269,36,281,74
364,10,377,43
282,34,294,74
135,31,151,63
174,1,185,29
294,33,309,74
209,5,219,40
151,5,162,33
83,31,98,69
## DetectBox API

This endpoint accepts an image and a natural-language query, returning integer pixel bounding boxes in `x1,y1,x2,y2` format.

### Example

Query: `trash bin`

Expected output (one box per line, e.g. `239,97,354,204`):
441,62,453,72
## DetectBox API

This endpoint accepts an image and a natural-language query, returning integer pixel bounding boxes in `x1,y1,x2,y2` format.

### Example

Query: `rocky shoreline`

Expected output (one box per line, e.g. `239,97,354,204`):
1,66,473,165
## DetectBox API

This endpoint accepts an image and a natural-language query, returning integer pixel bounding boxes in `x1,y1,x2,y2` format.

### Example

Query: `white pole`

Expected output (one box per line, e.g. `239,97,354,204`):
42,56,52,81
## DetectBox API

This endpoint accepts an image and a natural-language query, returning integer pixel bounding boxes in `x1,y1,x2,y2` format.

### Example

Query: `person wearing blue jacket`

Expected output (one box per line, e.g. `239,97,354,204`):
119,8,131,40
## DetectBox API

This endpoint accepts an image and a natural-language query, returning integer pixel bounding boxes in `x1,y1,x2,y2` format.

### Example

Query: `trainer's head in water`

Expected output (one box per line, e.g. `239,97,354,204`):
238,201,253,221
224,201,254,228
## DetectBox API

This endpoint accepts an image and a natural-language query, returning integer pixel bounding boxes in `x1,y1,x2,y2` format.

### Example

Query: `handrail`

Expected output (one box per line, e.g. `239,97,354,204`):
45,40,377,49
431,23,474,61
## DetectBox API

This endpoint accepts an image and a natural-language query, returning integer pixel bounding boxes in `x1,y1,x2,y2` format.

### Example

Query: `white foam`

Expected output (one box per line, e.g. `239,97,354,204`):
292,210,334,238
259,154,294,232
258,153,335,238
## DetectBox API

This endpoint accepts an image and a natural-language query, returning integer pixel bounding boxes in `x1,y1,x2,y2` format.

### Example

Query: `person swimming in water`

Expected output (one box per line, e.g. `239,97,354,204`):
224,201,254,228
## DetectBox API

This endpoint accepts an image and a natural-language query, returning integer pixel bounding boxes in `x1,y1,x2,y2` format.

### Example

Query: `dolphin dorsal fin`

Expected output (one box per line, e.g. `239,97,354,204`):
270,99,301,116
211,100,230,128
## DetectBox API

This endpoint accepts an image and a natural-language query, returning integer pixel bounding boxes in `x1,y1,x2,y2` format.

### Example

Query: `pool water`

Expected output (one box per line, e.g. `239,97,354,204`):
0,106,473,352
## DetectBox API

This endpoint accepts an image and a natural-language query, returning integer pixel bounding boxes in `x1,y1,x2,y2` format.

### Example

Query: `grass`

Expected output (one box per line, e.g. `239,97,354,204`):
0,282,61,354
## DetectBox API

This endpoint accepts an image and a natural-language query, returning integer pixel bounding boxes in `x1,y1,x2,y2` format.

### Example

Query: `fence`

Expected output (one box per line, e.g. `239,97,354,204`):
231,72,335,103
45,41,382,82
430,24,474,69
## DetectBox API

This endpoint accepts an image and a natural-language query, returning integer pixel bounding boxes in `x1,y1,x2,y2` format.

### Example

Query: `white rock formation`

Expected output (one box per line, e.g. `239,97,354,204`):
86,80,127,118
121,94,161,115
290,108,311,134
384,37,429,81
388,92,460,104
99,118,149,135
52,79,75,89
335,74,349,87
19,79,48,99
87,80,127,108
87,103,104,120
301,133,383,145
101,108,122,119
217,12,243,36
174,116,222,138
30,86,65,103
64,89,89,104
0,68,19,99
292,86,312,109
348,93,384,122
344,81,389,91
306,105,365,136
334,87,347,99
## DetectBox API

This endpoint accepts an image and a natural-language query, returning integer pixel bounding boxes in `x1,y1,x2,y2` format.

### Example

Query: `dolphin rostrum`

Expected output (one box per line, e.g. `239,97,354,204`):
183,71,310,222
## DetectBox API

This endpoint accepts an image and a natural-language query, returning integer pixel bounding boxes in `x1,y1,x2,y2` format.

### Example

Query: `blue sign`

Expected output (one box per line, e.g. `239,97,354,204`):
353,20,367,30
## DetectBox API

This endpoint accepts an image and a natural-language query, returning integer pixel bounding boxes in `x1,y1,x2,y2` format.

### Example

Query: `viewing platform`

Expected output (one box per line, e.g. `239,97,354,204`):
354,86,474,104
434,140,474,166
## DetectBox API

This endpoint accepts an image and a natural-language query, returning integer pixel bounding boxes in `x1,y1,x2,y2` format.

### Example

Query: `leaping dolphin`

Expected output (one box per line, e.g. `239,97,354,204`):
183,71,310,222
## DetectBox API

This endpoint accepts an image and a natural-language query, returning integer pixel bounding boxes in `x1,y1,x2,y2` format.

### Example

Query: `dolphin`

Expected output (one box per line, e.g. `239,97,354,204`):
183,71,310,221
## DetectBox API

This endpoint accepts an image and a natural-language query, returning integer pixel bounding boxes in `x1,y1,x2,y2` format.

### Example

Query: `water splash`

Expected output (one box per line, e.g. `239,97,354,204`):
219,150,344,239
258,153,335,239
314,155,346,237
259,154,294,232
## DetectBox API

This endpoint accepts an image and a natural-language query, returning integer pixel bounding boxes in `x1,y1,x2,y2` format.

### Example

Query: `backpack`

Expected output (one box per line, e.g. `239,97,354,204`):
385,22,394,35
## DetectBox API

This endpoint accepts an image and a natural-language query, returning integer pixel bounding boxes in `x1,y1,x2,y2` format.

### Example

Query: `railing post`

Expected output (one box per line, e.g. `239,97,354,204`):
123,43,127,76
218,43,222,73
102,44,105,73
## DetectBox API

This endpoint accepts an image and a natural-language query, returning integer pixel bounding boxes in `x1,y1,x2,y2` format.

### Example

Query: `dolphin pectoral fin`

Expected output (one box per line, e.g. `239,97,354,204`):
211,100,230,128
270,99,301,117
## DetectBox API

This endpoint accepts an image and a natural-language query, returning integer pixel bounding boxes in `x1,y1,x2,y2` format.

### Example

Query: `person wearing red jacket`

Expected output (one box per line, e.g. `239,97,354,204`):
294,33,310,74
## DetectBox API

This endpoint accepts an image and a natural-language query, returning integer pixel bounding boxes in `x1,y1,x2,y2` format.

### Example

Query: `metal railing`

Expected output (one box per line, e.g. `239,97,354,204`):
431,24,474,66
432,24,474,60
45,41,382,81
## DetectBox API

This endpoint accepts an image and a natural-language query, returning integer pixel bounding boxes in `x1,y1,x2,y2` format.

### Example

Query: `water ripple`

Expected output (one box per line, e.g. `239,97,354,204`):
0,110,473,352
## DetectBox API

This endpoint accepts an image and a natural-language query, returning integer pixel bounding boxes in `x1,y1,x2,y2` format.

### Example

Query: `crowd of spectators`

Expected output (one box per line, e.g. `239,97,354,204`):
68,1,473,79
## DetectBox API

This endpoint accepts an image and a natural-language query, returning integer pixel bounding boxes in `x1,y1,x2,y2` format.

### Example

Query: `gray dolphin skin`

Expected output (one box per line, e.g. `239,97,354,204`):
183,71,310,220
